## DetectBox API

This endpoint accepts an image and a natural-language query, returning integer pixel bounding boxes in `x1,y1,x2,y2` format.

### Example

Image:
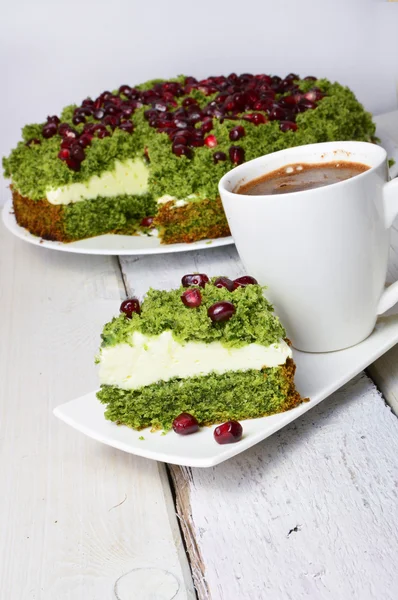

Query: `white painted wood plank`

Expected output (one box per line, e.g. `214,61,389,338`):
0,221,195,600
171,373,398,600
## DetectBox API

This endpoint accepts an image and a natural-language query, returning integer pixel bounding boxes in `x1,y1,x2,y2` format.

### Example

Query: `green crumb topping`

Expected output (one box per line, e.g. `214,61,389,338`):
100,281,285,349
388,158,396,168
97,364,300,431
3,78,375,207
138,436,145,440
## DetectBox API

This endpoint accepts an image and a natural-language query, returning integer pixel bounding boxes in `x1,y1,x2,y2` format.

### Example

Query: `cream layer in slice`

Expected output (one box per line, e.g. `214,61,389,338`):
98,330,292,391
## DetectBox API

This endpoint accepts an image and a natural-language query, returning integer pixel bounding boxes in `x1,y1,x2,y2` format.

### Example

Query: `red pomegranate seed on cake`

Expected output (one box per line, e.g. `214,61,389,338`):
298,98,317,110
233,275,258,288
119,121,134,133
304,76,317,81
213,151,227,164
182,97,198,107
58,148,70,160
229,126,245,141
70,144,85,163
72,114,86,125
229,146,245,165
77,133,93,148
47,115,60,124
304,88,324,102
268,106,286,121
83,122,96,134
119,84,132,96
102,115,119,129
60,137,75,149
205,135,218,148
172,144,193,158
181,274,209,288
181,288,202,308
58,123,73,136
65,157,81,171
94,108,105,120
214,277,235,292
243,112,266,125
201,119,213,133
140,216,154,227
42,123,58,138
214,420,243,444
207,301,236,322
97,129,111,139
120,298,141,318
279,121,298,132
172,413,199,435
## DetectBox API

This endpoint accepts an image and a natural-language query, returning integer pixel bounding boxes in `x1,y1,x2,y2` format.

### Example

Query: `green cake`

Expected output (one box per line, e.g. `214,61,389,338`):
96,274,304,432
3,73,375,244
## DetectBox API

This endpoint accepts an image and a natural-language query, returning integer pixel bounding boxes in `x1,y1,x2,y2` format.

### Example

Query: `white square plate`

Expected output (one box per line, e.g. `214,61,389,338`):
54,309,398,467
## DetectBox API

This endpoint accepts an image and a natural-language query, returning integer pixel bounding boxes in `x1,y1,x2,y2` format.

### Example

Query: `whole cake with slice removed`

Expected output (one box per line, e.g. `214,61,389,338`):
96,274,304,432
3,73,375,244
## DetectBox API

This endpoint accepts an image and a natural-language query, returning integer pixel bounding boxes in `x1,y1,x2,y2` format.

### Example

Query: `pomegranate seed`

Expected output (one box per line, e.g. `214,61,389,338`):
172,144,193,158
47,115,60,124
182,97,198,107
201,119,213,133
78,106,93,117
97,129,110,139
100,91,112,101
119,121,134,133
172,131,191,145
205,135,218,148
181,274,209,288
268,106,286,121
120,298,141,318
140,216,154,227
119,84,132,96
229,126,245,141
172,413,199,435
58,123,73,136
243,112,267,125
94,108,105,119
233,275,258,288
213,151,227,164
214,277,235,291
121,105,134,117
70,144,85,163
102,115,119,129
77,133,93,148
42,123,58,138
304,88,324,102
279,121,297,132
82,98,94,107
214,421,243,444
60,137,75,149
253,99,274,112
181,288,202,308
25,138,41,146
174,118,188,129
304,76,317,81
229,146,245,165
58,148,70,160
298,98,317,110
83,122,96,133
65,157,80,171
72,114,86,125
208,301,236,322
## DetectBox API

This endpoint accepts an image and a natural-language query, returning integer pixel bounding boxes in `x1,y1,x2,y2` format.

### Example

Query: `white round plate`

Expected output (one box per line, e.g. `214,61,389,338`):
1,198,234,256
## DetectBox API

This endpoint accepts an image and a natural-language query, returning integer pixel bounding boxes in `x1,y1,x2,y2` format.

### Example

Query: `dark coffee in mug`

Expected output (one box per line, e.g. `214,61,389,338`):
237,161,370,195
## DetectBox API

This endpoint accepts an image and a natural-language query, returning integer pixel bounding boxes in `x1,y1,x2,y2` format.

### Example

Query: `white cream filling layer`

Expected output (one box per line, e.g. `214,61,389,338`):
98,330,292,390
45,158,149,205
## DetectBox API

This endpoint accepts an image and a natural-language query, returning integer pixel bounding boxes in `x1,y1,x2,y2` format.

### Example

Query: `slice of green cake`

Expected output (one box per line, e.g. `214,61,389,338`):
96,275,303,431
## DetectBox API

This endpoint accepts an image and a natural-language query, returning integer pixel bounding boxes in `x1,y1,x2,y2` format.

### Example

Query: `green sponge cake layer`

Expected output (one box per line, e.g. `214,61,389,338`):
3,74,375,244
97,360,301,431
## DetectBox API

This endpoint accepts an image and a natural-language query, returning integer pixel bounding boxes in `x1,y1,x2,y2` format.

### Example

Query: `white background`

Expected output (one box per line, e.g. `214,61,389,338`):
1,0,397,176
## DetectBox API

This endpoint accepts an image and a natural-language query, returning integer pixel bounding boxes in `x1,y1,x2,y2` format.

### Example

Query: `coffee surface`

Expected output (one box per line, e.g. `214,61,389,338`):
237,160,370,195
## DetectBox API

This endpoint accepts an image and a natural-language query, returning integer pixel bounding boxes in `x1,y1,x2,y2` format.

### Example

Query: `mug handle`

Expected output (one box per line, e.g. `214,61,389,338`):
377,177,398,315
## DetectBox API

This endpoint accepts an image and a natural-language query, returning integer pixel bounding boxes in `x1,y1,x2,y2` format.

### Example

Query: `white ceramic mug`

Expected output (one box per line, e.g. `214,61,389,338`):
219,141,398,352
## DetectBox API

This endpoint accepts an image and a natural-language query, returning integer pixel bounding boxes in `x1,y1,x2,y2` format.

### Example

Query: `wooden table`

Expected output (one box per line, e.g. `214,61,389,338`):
1,113,398,600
